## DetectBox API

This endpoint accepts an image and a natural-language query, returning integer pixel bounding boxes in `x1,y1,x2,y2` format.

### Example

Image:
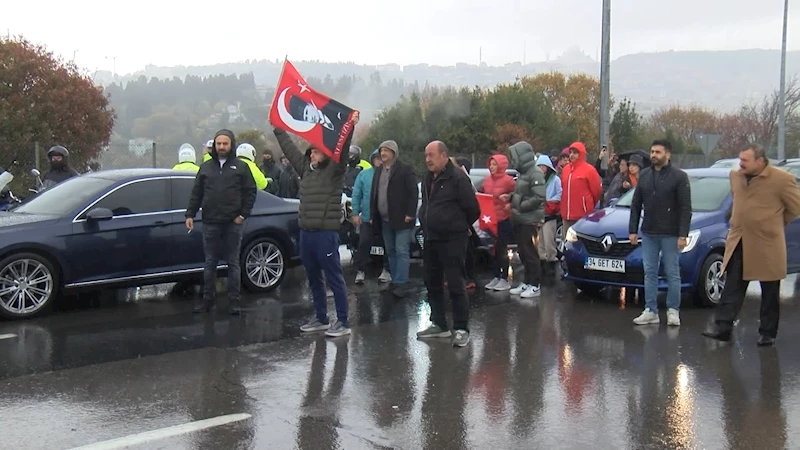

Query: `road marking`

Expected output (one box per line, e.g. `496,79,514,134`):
0,334,17,340
68,413,252,450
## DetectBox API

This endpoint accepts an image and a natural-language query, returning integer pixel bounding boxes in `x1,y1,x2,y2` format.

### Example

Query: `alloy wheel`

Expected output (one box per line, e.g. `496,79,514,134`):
0,259,54,316
245,242,284,289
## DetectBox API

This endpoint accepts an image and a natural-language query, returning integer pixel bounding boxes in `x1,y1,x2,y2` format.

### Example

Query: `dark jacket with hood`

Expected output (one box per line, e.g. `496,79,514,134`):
509,141,547,225
278,163,300,199
274,127,353,231
628,162,692,238
419,159,480,242
260,152,283,195
369,143,418,231
42,147,79,188
186,130,257,224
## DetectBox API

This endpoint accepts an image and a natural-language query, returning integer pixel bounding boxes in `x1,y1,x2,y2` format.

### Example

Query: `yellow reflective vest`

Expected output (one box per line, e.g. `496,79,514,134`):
357,159,371,170
172,161,199,173
203,153,211,162
239,157,268,190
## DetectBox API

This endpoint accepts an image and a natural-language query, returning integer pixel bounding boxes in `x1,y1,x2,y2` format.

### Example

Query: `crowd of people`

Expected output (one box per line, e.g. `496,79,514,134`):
169,118,800,348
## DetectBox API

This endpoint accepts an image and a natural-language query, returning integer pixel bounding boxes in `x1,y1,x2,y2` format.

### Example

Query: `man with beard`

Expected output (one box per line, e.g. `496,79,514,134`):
629,139,691,327
260,149,283,194
41,145,79,189
185,130,257,315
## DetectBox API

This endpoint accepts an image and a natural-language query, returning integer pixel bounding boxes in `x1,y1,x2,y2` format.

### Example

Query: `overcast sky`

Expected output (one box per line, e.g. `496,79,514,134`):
2,0,795,75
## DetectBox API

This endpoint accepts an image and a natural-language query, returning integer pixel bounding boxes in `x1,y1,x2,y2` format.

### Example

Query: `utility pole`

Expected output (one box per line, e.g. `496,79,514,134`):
599,0,612,167
778,0,789,160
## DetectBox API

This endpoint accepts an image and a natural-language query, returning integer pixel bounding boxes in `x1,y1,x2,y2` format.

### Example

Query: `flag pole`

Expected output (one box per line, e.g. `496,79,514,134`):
268,57,289,127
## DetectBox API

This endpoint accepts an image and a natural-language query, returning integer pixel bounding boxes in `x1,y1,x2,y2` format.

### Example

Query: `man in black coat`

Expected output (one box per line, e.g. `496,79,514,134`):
369,140,418,297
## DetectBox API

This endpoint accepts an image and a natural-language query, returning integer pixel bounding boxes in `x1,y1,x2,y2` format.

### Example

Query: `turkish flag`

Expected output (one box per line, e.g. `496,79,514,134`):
268,59,356,163
476,193,497,236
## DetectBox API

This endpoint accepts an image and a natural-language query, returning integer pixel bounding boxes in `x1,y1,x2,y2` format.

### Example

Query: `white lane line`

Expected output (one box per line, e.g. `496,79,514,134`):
0,333,17,340
67,413,252,450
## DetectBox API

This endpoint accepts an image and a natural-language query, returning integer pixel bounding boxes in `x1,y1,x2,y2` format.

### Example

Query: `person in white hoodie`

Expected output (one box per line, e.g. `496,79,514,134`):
536,154,562,274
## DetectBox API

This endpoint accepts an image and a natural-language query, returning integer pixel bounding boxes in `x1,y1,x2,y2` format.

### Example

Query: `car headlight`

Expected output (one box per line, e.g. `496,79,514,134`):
565,227,578,243
682,229,701,253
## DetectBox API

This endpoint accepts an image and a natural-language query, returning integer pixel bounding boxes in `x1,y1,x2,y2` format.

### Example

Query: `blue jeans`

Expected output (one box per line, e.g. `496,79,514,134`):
382,222,412,285
299,230,348,326
641,234,681,312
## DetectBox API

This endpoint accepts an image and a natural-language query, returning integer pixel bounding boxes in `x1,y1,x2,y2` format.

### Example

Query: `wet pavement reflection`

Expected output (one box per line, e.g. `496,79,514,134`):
1,258,800,449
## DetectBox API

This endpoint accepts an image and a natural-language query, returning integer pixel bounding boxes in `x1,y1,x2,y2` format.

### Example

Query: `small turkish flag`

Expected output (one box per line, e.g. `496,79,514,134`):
476,193,497,236
268,59,356,163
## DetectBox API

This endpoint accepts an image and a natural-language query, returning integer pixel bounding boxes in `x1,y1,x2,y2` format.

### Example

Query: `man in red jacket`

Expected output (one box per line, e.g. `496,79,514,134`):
560,142,602,237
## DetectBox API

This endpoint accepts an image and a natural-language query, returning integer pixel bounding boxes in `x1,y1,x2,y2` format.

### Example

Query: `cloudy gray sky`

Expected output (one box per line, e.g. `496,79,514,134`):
2,0,794,75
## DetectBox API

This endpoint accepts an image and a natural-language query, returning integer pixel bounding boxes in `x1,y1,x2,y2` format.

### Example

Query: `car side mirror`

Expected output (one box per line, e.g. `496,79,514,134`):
85,207,114,221
608,198,619,207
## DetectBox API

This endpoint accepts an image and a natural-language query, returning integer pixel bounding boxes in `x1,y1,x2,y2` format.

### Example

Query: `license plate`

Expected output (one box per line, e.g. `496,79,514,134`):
585,257,625,273
370,246,384,255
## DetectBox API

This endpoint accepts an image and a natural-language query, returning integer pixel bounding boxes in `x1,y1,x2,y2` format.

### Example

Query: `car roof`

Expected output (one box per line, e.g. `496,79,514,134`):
83,168,193,181
682,168,734,178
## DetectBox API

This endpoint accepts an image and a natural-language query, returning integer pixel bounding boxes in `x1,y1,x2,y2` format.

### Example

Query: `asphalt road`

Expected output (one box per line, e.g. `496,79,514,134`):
2,252,800,450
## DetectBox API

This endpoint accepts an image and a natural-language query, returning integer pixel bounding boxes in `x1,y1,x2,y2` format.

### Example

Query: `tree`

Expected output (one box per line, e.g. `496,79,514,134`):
236,129,267,155
610,98,646,152
0,36,115,169
645,105,719,153
520,72,608,153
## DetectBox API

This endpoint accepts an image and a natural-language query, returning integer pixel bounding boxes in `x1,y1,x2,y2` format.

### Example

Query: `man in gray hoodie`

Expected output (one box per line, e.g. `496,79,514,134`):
501,141,547,298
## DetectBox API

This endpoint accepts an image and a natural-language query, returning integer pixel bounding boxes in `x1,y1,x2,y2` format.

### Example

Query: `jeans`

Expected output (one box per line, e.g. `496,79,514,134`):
355,221,388,272
382,222,412,285
641,234,681,311
202,222,244,304
715,242,781,338
493,219,513,280
424,236,469,332
300,230,348,326
513,222,541,286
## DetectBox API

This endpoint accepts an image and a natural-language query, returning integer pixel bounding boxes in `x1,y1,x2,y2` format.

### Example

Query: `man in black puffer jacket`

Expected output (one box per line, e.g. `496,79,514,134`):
416,141,480,348
273,113,359,338
186,129,257,315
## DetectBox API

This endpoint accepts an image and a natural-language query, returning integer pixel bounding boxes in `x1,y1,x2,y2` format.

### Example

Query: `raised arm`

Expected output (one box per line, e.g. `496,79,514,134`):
273,128,306,176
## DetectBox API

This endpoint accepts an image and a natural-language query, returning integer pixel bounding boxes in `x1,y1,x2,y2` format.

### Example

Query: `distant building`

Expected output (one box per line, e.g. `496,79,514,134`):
129,138,154,156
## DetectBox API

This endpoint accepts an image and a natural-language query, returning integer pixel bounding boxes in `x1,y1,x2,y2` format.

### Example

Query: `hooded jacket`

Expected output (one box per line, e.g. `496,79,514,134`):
351,150,379,221
186,129,257,224
560,142,602,221
536,154,562,219
273,126,353,231
278,163,300,199
480,154,515,222
260,153,283,195
508,142,547,225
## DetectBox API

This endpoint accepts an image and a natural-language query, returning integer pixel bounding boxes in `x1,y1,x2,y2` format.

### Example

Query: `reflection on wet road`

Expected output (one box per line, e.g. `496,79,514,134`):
2,258,800,449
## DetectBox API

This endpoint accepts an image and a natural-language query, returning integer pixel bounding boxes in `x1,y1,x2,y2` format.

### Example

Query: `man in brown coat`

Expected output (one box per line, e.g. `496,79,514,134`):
703,144,800,346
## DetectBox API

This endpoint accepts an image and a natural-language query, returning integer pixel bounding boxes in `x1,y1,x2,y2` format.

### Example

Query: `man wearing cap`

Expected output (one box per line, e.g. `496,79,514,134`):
203,140,213,162
369,140,419,297
186,130,257,315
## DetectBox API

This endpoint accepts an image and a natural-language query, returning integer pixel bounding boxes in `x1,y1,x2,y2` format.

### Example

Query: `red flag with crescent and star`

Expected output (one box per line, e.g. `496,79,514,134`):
476,193,497,236
268,59,356,163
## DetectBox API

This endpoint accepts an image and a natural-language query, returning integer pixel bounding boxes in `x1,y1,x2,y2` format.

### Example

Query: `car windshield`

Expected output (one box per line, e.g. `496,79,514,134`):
614,176,730,212
13,176,117,216
779,165,800,178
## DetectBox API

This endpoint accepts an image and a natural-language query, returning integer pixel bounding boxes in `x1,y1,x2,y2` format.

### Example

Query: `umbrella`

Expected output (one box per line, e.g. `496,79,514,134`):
617,149,650,168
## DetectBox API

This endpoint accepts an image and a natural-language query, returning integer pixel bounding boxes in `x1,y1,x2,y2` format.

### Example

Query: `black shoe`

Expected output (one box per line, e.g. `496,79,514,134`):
757,335,776,347
391,285,406,298
702,329,732,342
229,302,241,315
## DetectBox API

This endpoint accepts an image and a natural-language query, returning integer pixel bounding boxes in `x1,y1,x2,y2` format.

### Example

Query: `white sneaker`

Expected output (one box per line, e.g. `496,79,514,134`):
667,308,680,326
510,283,530,295
520,285,541,298
485,278,500,290
494,279,512,291
378,269,392,283
633,308,660,325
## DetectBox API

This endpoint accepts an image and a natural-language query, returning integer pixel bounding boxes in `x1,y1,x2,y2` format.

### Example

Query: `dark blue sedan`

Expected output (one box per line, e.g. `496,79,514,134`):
0,169,301,319
562,168,800,306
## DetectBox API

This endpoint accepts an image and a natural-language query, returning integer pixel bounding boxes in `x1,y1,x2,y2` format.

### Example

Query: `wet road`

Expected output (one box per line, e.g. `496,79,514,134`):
2,255,800,450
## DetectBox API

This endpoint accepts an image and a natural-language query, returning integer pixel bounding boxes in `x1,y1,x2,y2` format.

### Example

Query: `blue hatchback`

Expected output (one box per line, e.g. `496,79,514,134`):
562,168,800,306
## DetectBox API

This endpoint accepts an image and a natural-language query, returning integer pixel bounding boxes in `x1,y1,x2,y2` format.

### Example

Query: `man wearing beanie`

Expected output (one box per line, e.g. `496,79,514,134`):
369,140,419,297
185,129,257,315
273,114,360,337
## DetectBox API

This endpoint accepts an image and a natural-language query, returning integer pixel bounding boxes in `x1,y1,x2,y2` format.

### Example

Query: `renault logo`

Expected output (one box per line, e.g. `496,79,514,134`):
601,234,614,252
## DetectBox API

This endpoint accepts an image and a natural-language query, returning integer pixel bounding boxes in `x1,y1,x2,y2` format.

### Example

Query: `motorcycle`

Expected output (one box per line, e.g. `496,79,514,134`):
0,171,22,211
29,168,46,194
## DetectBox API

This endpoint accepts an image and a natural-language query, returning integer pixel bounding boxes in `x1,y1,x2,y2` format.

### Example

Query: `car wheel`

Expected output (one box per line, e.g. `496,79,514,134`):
555,222,564,259
241,237,286,293
0,252,58,319
695,252,725,307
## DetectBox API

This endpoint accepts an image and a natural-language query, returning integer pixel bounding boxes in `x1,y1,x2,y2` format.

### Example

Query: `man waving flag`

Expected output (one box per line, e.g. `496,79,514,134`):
268,59,357,163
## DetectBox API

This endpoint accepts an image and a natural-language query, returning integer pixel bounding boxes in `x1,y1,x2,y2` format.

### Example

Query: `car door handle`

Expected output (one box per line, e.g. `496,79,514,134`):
154,220,167,226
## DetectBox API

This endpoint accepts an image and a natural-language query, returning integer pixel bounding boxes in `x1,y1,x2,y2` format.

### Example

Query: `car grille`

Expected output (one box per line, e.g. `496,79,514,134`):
578,237,636,258
567,262,644,284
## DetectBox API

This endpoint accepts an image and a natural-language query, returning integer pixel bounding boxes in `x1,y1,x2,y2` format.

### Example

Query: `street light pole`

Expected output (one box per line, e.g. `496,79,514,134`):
599,0,611,167
778,0,789,160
